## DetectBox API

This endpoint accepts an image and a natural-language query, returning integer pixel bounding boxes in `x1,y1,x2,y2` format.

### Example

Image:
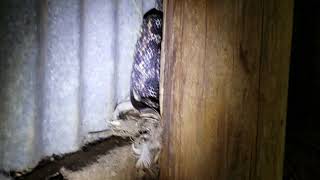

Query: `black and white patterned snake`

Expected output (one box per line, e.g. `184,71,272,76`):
130,8,163,113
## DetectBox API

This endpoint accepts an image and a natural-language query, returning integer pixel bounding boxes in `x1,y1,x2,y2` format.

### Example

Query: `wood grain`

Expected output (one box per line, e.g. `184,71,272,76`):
160,0,293,179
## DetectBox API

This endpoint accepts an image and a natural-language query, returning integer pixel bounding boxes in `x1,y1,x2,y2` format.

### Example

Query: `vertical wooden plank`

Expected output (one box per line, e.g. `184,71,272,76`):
161,0,207,179
254,0,294,179
160,0,183,179
160,0,293,179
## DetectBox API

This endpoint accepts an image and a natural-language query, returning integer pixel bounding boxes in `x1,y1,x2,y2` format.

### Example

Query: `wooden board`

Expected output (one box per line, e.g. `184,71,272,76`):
160,0,293,179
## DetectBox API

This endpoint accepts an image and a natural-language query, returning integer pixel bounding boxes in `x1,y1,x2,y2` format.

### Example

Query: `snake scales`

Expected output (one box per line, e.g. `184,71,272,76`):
130,8,163,114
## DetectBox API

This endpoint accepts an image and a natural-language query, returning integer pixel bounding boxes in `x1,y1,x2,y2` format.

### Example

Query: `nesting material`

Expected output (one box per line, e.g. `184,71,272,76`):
110,101,162,173
81,101,161,179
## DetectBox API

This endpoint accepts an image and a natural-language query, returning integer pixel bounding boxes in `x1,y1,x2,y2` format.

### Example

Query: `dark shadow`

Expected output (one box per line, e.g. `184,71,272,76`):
284,0,320,179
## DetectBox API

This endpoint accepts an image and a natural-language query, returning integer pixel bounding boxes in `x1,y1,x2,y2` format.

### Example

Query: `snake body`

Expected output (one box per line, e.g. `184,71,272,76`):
130,8,163,113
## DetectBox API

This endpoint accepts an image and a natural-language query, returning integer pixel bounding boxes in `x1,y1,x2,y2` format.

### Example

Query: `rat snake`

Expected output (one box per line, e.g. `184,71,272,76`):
129,7,163,171
130,8,163,114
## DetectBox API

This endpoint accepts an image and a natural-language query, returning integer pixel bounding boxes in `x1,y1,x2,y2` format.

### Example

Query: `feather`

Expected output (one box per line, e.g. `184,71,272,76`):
135,143,152,169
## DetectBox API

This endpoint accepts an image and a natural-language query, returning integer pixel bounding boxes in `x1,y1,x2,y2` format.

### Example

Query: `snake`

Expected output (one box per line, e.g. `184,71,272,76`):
130,8,163,114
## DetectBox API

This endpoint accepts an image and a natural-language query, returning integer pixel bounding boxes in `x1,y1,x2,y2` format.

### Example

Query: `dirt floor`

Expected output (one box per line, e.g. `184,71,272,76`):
1,136,157,180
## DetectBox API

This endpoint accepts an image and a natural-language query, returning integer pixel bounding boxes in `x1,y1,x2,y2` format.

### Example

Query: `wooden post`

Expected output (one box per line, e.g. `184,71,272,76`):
160,0,293,179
